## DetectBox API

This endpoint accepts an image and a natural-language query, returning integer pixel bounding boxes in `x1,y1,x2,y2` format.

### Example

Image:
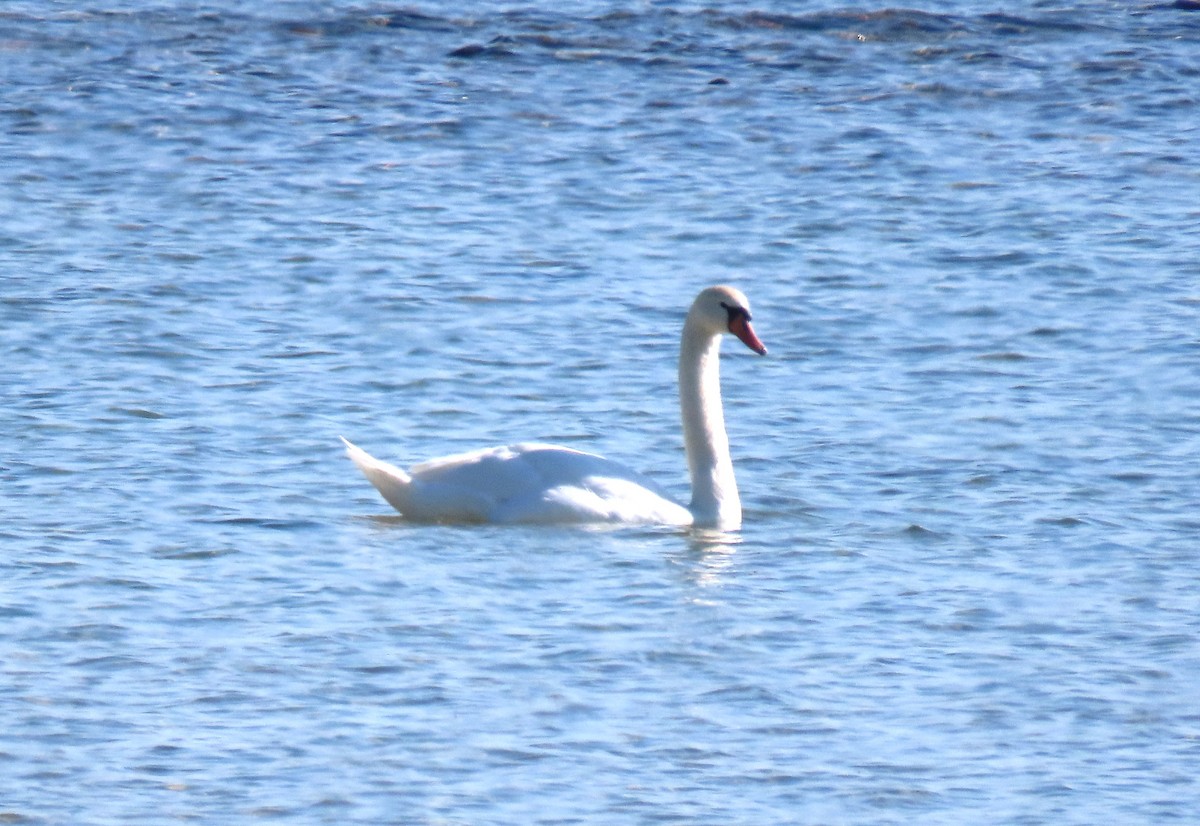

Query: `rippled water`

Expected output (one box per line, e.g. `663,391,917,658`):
3,2,1199,823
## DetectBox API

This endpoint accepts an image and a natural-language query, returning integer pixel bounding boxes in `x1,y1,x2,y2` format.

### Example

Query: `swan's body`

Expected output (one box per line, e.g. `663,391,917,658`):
341,440,694,526
342,285,766,529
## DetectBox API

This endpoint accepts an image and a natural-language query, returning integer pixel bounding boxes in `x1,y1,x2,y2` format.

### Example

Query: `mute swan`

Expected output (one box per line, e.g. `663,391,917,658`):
342,285,766,529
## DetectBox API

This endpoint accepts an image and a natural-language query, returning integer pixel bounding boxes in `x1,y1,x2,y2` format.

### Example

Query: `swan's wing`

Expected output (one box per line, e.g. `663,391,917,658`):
394,443,586,522
408,443,564,491
494,446,692,525
496,475,692,525
410,443,691,525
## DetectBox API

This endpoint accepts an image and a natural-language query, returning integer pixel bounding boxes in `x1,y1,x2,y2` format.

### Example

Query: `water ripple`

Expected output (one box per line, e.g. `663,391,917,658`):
1,2,1198,824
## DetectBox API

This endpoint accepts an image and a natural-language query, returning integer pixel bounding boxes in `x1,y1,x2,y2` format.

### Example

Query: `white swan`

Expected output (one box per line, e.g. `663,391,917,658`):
342,285,766,529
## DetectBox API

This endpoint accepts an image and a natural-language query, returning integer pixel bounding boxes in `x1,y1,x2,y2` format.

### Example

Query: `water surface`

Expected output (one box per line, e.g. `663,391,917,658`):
2,3,1199,823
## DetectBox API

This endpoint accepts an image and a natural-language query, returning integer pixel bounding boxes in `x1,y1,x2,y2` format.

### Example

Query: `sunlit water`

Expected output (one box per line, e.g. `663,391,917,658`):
2,3,1199,823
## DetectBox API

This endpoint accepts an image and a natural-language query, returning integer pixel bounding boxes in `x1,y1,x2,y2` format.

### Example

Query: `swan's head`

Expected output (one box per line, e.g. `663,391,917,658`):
689,285,767,355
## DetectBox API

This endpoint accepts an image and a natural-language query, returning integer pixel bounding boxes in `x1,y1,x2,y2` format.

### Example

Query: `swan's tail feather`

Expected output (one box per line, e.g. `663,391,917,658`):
340,437,412,514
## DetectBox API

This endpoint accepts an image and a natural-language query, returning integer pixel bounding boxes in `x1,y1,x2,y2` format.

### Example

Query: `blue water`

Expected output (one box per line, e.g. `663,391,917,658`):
3,2,1199,823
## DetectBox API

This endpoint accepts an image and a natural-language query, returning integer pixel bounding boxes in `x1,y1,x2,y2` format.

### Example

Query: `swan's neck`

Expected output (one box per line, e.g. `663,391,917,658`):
679,319,740,529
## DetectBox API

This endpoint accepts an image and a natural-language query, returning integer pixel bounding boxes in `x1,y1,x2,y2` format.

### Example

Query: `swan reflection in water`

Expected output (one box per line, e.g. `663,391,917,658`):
683,529,743,592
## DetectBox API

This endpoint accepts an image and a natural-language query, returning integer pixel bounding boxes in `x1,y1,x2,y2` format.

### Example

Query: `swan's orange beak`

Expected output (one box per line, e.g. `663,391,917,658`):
730,316,767,355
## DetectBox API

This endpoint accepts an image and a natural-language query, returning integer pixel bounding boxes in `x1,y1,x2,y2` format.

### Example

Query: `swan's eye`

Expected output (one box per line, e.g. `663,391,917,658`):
720,301,751,323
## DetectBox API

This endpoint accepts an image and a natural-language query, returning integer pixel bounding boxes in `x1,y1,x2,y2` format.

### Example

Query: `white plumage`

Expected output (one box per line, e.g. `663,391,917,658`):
342,285,766,529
